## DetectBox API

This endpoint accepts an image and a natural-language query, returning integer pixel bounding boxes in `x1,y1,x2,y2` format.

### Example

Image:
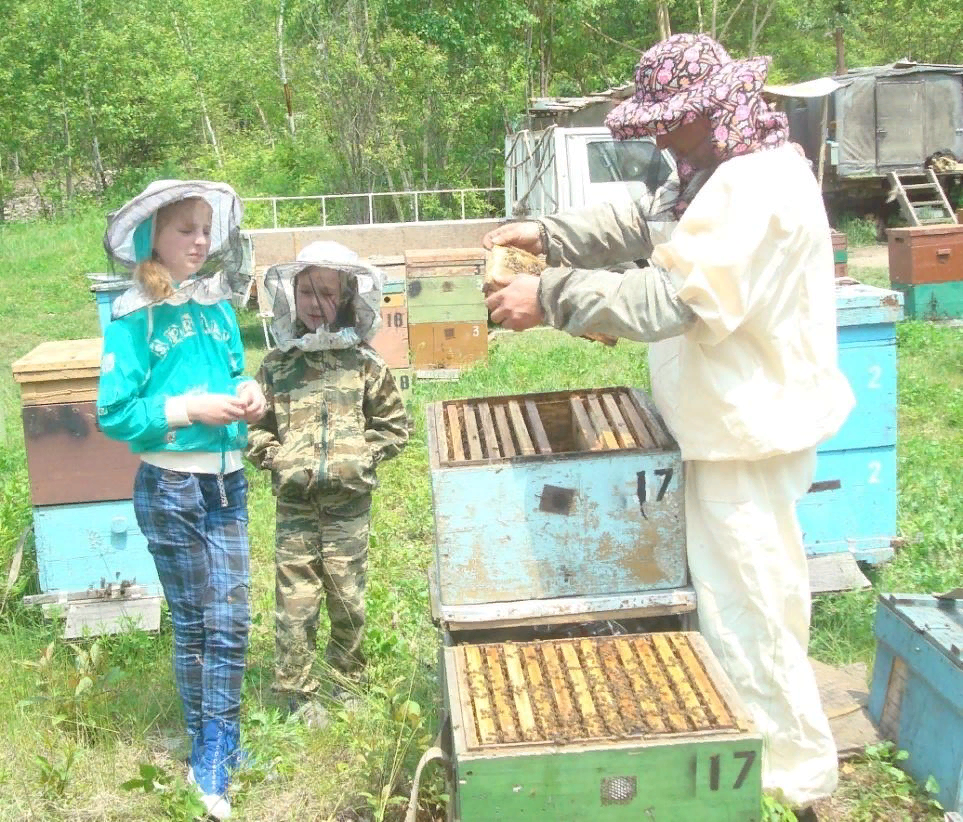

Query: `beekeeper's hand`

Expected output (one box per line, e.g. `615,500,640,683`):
481,221,543,256
486,274,544,331
185,394,248,425
236,380,268,423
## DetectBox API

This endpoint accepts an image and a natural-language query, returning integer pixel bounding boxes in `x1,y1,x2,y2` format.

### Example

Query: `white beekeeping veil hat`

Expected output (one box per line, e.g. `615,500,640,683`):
103,180,246,317
263,241,384,352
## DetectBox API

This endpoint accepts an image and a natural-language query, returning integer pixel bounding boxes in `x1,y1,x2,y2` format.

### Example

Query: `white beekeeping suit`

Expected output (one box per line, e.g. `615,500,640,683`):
498,32,856,810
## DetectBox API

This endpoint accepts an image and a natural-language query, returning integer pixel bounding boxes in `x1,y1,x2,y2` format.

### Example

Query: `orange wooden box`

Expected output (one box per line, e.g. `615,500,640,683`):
887,225,963,285
409,321,488,369
369,293,410,368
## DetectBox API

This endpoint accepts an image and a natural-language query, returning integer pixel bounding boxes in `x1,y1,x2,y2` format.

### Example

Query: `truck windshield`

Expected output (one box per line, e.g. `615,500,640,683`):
586,139,672,193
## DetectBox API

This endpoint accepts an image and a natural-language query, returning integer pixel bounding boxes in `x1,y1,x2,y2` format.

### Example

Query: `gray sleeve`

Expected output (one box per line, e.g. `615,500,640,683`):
537,199,655,269
537,264,696,343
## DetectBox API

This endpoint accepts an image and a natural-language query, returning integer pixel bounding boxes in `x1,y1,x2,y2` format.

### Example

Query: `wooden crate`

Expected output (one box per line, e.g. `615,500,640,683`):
426,387,687,611
832,230,848,278
33,499,160,595
894,281,963,320
887,224,963,285
442,632,762,822
12,338,102,406
409,321,487,369
405,247,487,325
370,293,410,368
23,401,140,506
868,594,963,813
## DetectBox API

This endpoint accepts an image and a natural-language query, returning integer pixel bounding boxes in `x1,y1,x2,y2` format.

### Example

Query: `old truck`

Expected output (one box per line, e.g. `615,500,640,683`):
766,61,963,224
504,123,674,218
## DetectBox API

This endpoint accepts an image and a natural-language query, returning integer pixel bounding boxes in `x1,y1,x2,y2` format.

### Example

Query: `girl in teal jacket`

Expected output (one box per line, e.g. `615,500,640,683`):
97,180,265,821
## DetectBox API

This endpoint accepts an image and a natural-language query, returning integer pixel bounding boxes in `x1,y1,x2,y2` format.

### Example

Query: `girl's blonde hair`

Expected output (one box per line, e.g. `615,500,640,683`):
134,197,211,300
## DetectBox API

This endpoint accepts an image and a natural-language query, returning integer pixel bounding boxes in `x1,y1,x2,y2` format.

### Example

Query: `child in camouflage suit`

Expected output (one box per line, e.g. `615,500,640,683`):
246,242,409,724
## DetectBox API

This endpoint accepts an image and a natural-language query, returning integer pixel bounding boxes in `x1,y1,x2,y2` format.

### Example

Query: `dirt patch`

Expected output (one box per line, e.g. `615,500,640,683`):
847,244,889,270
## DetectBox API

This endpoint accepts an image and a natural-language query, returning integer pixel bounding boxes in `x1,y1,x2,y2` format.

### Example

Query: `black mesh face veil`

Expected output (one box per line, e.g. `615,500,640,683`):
103,180,246,318
263,248,384,353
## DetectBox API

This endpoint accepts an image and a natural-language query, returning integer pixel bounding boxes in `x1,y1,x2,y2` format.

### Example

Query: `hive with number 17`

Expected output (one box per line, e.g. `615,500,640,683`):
425,386,762,821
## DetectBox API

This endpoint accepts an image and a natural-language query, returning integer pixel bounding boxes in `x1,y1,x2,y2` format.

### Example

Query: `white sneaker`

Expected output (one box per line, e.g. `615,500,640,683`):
187,766,232,820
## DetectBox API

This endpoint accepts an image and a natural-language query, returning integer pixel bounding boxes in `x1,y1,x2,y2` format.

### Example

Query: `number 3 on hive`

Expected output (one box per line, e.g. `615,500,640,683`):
696,748,757,797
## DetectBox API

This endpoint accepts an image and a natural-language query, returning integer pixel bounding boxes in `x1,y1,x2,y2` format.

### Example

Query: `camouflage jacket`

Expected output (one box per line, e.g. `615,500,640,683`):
246,344,409,498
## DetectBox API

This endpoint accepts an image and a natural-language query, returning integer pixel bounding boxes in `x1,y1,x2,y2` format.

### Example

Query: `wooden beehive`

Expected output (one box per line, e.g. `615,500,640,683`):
12,338,103,406
894,281,963,320
796,282,903,565
22,401,142,506
442,632,762,822
13,340,140,505
409,321,487,369
426,387,687,620
868,594,963,813
370,292,410,368
831,230,848,278
887,224,963,285
11,338,160,599
33,500,159,595
405,248,487,324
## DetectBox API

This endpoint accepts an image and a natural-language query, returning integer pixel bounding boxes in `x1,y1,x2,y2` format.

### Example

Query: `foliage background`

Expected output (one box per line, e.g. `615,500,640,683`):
3,0,961,218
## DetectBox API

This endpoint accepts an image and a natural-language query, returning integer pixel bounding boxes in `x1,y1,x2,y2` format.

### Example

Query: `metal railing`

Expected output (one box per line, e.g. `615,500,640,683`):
242,187,504,229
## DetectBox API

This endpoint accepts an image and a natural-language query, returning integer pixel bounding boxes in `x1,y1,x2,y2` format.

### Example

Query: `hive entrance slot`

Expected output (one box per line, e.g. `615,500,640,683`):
440,389,662,463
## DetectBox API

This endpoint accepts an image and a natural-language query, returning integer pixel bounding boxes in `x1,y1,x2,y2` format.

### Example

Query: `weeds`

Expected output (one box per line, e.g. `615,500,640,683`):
121,762,207,822
16,637,128,744
837,213,879,247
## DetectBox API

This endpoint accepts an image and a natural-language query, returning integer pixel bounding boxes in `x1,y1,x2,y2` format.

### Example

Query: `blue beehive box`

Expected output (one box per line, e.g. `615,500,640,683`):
426,387,692,628
87,274,132,333
868,593,963,813
33,500,161,595
796,282,904,564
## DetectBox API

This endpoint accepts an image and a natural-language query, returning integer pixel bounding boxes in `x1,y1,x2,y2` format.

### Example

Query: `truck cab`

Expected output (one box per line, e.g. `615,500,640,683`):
505,126,674,218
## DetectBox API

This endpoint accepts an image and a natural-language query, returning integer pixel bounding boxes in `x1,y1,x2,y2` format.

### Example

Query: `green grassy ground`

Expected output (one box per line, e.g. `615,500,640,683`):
0,216,959,821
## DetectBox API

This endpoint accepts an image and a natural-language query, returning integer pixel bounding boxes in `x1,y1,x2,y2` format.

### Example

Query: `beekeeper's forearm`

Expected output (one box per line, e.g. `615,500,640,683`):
538,200,654,269
538,265,695,342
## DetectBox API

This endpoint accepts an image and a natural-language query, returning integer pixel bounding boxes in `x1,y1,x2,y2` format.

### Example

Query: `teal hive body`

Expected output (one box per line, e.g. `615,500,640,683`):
868,594,963,813
33,499,160,595
426,388,687,611
796,282,904,563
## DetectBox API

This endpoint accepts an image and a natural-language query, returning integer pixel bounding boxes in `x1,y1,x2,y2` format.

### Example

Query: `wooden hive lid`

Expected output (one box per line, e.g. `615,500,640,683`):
880,593,962,671
886,224,963,239
404,247,485,273
12,338,103,383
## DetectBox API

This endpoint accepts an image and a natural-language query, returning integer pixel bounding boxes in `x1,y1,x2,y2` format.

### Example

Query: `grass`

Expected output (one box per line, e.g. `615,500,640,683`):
1,219,961,821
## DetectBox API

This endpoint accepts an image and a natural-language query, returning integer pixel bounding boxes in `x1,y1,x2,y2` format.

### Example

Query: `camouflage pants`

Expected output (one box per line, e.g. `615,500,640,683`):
274,490,371,697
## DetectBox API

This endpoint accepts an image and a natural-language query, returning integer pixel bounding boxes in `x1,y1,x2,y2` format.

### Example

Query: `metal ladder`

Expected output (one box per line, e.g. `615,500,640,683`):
887,169,959,226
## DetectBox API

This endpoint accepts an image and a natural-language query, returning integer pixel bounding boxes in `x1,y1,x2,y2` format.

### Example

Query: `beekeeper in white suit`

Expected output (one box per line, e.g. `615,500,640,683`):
484,33,855,815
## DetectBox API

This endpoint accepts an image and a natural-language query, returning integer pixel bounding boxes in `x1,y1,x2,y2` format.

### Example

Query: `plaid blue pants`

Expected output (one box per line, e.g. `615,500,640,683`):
133,462,251,729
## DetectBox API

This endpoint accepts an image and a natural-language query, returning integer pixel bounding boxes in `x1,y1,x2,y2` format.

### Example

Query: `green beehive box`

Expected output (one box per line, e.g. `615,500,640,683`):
406,275,487,323
894,281,963,320
442,632,762,822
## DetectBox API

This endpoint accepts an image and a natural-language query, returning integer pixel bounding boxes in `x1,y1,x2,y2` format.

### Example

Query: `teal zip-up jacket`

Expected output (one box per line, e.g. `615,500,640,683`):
97,299,250,453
